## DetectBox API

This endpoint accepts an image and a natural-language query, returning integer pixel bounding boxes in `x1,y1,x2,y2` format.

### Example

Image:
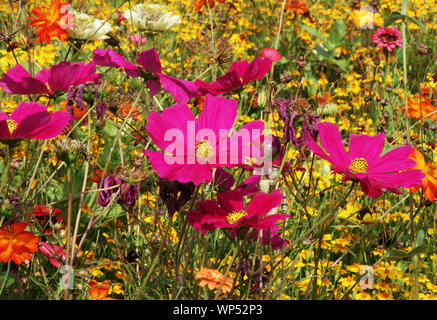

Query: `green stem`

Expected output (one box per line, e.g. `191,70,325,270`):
0,145,11,200
0,261,10,296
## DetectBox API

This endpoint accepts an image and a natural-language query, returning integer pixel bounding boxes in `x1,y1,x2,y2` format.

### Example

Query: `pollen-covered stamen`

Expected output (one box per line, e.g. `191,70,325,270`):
1,224,15,235
195,139,215,162
349,157,368,174
6,119,17,134
226,210,248,225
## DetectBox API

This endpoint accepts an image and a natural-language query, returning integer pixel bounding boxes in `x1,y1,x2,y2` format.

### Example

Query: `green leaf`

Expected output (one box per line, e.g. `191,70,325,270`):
415,229,425,248
408,245,437,257
384,10,426,30
383,248,409,261
384,11,402,27
328,19,347,48
403,14,426,31
315,43,331,59
300,24,329,44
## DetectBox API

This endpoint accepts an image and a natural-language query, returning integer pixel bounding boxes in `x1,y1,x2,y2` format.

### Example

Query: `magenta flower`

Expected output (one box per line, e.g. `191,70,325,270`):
39,241,65,267
0,102,72,141
187,189,288,237
144,94,264,186
213,168,261,195
93,48,202,103
370,26,402,53
0,61,101,95
129,33,147,45
261,48,282,62
194,57,272,95
306,122,425,197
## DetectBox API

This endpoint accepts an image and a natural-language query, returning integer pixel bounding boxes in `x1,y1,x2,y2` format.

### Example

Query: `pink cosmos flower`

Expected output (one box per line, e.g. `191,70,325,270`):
213,168,261,195
0,102,72,141
129,33,147,45
261,48,282,62
39,241,65,267
0,61,101,95
144,94,264,186
370,26,402,53
306,122,425,197
93,48,202,103
187,189,288,237
194,57,272,95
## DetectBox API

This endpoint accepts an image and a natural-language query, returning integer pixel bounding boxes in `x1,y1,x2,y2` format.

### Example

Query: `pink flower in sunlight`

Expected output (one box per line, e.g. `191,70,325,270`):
129,33,147,45
194,57,272,95
93,47,202,103
0,61,101,95
306,122,425,197
39,241,66,267
370,26,402,53
0,102,72,141
261,48,282,62
144,94,264,186
187,189,288,237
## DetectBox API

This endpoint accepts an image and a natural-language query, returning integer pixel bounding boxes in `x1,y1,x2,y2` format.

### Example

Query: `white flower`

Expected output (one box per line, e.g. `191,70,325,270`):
67,12,111,41
124,3,181,34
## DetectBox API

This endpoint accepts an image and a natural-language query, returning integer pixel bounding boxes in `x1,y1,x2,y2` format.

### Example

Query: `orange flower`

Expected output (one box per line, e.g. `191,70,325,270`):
405,96,437,121
195,268,233,294
285,0,308,15
28,0,72,44
193,0,225,12
118,101,141,118
409,147,437,202
0,222,40,265
88,280,116,300
60,100,88,121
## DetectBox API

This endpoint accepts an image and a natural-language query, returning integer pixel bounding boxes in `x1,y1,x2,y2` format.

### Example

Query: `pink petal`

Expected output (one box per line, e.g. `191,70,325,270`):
143,150,185,182
261,48,282,62
29,110,73,139
93,48,139,77
136,48,162,74
368,145,417,172
146,103,195,151
146,79,161,96
10,102,47,123
348,133,385,164
245,189,283,218
317,122,350,172
217,190,244,213
242,57,272,84
176,164,213,185
12,112,51,139
158,74,203,103
196,94,237,137
0,64,50,95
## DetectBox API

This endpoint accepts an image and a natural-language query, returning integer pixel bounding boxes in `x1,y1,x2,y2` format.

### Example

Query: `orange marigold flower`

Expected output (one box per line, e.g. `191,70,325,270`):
285,0,308,15
405,96,437,121
195,268,233,294
193,0,225,12
409,146,437,202
88,280,116,300
28,0,73,44
60,100,88,121
0,222,40,265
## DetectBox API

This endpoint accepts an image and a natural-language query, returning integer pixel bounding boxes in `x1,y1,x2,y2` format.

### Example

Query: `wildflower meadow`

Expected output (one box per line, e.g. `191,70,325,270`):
0,0,437,303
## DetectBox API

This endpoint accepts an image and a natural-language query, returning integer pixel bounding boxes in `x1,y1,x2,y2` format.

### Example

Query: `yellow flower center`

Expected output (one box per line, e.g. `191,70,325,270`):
195,139,214,162
226,210,248,225
6,119,17,134
349,158,368,174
